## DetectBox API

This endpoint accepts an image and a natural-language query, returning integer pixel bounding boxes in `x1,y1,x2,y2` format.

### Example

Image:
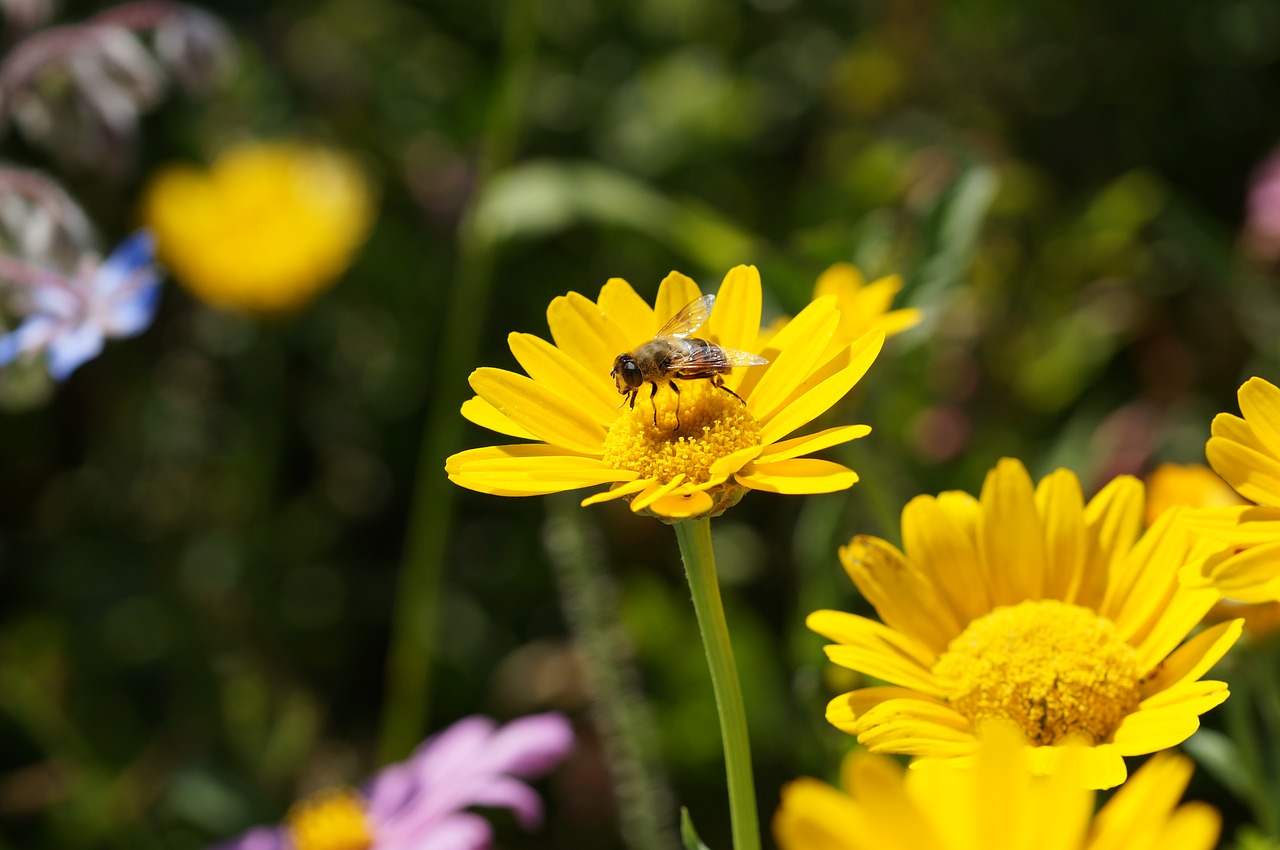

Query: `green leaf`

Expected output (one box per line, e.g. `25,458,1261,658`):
1181,728,1256,803
909,163,998,323
680,807,713,850
472,160,760,272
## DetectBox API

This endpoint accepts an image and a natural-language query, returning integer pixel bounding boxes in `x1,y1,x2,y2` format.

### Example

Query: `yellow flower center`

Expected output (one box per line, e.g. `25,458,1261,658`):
285,787,374,850
932,600,1142,746
602,379,761,484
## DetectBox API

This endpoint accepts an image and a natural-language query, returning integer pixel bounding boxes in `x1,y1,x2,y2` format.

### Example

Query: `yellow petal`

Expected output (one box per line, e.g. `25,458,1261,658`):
815,262,863,300
760,330,885,445
1179,505,1280,542
597,277,656,340
647,486,715,518
1079,475,1144,609
773,777,867,850
844,753,942,850
508,332,619,426
630,474,687,512
546,291,631,382
653,271,702,327
809,608,936,663
1139,619,1242,699
1088,753,1195,850
1211,410,1266,452
1148,804,1220,850
1189,541,1280,602
809,612,944,695
838,536,963,652
747,297,841,422
449,451,635,495
1103,508,1193,643
737,458,859,494
827,686,947,732
901,494,991,626
469,367,606,455
580,478,653,506
757,424,872,464
1139,676,1231,711
1128,585,1219,675
460,395,537,440
445,442,582,474
1206,435,1280,506
1237,376,1280,454
979,458,1046,604
706,264,761,355
1035,468,1086,601
1025,743,1128,790
709,445,765,477
854,702,977,757
872,307,924,338
1111,687,1226,756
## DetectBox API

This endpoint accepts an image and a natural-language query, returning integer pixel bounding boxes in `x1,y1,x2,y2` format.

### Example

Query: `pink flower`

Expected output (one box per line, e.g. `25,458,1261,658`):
214,714,574,850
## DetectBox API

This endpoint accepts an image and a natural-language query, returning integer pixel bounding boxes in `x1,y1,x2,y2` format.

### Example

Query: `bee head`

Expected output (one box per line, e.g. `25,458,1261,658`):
611,353,643,393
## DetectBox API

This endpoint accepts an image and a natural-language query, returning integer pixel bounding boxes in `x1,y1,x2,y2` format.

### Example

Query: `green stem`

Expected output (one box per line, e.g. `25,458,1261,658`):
376,0,539,764
673,518,760,850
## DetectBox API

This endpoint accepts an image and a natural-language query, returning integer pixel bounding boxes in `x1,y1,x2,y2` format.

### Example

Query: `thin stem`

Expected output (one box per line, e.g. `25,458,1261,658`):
543,496,679,850
376,0,539,763
673,517,760,850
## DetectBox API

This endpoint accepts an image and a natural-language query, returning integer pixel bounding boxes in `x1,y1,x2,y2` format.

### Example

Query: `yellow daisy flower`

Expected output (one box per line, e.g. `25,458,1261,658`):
446,265,885,519
774,725,1220,850
1181,377,1280,603
810,457,1242,789
142,141,374,314
759,262,921,352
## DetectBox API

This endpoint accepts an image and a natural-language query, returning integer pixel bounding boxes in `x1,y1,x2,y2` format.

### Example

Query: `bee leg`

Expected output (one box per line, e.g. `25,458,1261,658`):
628,390,637,411
713,374,746,405
669,380,681,431
650,382,660,428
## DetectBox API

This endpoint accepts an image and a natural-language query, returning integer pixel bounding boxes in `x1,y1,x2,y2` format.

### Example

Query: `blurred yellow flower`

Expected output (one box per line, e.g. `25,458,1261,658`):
774,724,1219,850
1181,377,1280,603
447,266,884,519
758,262,921,353
1145,462,1245,527
1145,461,1280,640
142,141,374,313
811,458,1240,789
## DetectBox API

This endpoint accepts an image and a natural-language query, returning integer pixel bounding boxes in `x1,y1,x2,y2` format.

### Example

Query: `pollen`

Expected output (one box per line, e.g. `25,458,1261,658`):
931,600,1142,746
602,379,762,484
285,787,374,850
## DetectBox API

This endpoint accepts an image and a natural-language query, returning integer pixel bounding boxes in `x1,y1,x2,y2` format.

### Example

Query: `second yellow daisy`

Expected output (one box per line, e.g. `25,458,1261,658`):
810,457,1241,788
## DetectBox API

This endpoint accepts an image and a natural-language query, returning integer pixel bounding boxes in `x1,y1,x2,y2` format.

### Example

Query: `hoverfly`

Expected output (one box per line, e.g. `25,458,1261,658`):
610,294,769,430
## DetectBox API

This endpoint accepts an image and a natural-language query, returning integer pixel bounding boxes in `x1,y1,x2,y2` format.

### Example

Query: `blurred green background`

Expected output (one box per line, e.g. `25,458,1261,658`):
4,0,1280,847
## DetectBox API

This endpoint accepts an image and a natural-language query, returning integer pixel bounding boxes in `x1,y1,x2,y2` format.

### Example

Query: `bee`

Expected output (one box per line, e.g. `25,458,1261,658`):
611,294,769,430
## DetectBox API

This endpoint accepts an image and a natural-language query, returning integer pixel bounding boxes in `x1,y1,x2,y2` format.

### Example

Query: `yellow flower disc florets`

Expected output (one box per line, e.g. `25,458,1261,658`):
602,380,761,485
285,787,374,850
932,600,1142,746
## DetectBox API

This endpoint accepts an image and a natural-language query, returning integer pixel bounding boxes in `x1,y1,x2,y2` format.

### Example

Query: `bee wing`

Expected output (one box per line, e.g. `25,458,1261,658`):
680,345,770,368
656,294,716,339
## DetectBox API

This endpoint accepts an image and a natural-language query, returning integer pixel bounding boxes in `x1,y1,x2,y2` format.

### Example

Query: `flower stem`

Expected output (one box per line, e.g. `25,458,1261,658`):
673,517,760,850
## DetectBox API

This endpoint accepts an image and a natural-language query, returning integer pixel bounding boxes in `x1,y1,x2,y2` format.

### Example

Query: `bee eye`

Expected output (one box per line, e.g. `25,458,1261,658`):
623,361,643,388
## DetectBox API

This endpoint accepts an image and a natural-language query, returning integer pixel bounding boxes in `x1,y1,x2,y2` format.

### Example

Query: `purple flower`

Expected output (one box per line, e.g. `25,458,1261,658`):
213,713,574,850
0,229,160,379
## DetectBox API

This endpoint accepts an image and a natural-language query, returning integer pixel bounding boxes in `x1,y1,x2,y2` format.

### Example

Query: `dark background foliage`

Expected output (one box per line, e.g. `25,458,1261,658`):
3,0,1280,847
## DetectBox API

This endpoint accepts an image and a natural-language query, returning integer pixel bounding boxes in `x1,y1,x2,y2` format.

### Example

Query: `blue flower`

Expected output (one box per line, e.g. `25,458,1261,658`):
0,230,161,380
